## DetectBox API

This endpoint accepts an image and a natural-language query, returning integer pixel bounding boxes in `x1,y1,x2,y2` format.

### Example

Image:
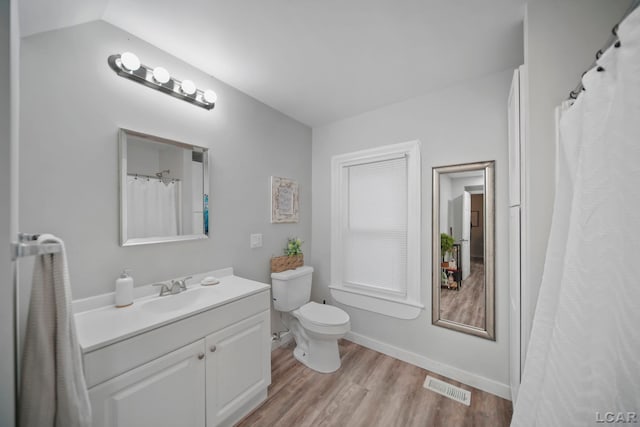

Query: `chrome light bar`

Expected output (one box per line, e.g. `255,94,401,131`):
107,52,217,110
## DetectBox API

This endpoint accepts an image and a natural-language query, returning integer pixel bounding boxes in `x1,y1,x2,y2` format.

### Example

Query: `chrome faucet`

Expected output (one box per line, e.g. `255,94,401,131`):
171,276,192,292
152,282,172,297
152,276,192,297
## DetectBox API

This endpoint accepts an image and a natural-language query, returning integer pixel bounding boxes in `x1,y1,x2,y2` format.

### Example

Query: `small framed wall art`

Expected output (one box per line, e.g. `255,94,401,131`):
271,176,299,223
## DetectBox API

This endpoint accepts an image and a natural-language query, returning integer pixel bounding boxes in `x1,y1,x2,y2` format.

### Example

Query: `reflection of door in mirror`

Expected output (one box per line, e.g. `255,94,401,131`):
470,195,483,257
191,158,204,235
432,161,494,340
452,191,471,280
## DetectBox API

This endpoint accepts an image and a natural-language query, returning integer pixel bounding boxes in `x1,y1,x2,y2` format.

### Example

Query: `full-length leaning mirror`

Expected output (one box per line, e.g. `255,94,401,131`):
432,161,495,340
119,129,209,246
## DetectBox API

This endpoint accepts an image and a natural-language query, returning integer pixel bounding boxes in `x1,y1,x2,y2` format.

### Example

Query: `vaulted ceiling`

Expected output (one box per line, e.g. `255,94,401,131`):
19,0,524,126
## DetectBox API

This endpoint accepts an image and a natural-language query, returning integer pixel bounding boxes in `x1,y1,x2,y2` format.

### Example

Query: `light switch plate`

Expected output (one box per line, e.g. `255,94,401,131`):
250,233,263,248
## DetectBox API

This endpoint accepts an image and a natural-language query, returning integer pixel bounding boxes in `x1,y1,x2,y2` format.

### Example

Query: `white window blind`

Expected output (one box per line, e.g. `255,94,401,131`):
343,157,408,295
330,140,422,320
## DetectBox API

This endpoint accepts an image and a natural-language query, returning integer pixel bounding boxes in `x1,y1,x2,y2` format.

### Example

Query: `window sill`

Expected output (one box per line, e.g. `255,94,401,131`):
329,285,423,320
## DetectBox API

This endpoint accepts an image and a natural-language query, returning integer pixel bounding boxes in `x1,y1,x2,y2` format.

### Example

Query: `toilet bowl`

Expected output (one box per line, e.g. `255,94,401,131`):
290,302,350,373
271,267,350,373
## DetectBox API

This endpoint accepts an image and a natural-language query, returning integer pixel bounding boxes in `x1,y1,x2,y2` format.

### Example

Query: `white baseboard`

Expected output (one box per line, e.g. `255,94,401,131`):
344,331,511,400
270,331,293,351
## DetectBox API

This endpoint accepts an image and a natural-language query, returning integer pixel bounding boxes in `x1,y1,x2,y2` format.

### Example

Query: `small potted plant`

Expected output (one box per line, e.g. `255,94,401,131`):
285,237,303,256
440,233,455,262
271,237,304,273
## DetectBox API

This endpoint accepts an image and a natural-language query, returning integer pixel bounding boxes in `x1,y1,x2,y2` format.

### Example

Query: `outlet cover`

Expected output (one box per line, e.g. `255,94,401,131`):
250,233,263,248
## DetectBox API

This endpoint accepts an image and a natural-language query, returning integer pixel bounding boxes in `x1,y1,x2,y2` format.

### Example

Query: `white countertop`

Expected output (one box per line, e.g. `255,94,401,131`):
75,270,270,353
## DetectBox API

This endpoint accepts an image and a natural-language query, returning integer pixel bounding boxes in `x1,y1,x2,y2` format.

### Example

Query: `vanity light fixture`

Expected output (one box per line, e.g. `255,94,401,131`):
181,79,196,95
203,89,217,104
152,66,171,84
120,52,141,72
108,52,216,110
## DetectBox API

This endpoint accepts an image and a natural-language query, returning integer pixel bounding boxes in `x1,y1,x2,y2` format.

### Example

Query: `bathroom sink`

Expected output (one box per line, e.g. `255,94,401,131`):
141,287,209,314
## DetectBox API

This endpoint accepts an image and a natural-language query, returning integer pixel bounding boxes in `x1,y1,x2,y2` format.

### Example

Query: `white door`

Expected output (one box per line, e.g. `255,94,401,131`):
89,340,206,427
453,191,471,280
205,311,270,427
191,161,204,234
508,69,521,207
509,206,521,402
508,64,527,402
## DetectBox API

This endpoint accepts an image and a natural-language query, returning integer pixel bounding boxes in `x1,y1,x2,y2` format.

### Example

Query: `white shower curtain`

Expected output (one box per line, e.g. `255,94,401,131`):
512,7,640,427
127,176,180,239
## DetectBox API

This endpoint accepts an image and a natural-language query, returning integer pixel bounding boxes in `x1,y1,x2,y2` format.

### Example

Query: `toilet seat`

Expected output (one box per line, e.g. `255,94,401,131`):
293,302,350,335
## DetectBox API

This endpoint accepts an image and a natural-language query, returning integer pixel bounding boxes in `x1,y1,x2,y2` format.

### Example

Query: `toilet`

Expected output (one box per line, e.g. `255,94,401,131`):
271,266,350,373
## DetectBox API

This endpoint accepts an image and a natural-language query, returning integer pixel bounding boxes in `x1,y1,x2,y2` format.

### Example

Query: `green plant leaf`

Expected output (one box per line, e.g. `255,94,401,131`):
441,233,455,254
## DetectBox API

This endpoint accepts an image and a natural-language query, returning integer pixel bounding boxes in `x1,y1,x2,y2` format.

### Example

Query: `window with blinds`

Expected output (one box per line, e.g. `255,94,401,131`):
330,141,422,319
343,156,408,295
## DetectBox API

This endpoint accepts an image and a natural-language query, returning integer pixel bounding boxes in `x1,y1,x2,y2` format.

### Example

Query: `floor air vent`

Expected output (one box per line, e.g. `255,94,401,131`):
423,376,471,406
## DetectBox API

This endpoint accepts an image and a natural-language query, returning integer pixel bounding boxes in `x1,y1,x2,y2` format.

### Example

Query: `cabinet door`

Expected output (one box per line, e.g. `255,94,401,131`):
205,311,270,426
89,340,206,427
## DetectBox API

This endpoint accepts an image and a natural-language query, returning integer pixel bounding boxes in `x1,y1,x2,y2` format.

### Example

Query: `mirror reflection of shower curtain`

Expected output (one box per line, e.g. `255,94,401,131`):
127,176,180,238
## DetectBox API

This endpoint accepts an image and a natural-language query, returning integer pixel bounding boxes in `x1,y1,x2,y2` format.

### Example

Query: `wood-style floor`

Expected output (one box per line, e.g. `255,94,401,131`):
439,258,485,328
236,340,512,427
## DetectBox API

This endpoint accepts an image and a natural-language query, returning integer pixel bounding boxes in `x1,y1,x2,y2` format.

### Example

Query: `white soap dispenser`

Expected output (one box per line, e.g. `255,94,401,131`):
115,269,134,308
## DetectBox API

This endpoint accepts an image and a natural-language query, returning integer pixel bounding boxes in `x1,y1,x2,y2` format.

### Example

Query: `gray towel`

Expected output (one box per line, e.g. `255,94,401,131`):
19,234,91,427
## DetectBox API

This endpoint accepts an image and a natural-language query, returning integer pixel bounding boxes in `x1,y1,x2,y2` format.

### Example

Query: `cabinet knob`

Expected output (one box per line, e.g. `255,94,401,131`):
210,345,217,353
198,352,205,360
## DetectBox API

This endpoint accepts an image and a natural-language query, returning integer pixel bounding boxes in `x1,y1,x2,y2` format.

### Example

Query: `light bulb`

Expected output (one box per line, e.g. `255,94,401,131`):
203,90,217,104
120,52,140,72
152,67,170,84
181,80,196,95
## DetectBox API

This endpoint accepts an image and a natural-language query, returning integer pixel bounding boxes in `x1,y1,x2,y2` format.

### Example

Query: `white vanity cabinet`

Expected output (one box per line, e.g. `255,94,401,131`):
205,312,271,426
79,278,271,427
88,340,207,427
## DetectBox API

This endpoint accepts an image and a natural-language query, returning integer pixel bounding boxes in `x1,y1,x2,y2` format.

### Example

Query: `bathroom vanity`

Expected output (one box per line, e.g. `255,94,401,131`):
74,269,271,427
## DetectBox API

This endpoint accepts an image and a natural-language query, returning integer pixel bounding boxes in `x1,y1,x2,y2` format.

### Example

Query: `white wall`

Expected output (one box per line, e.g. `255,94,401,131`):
312,69,514,397
127,139,161,177
157,146,183,180
19,21,311,341
522,0,630,341
451,176,484,198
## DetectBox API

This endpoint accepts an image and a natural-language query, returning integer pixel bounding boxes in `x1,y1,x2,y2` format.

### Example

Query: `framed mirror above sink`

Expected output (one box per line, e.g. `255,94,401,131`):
432,160,495,340
119,129,210,246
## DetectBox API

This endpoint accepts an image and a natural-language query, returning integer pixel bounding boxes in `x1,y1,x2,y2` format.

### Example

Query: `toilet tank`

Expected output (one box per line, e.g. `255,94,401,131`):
270,266,314,312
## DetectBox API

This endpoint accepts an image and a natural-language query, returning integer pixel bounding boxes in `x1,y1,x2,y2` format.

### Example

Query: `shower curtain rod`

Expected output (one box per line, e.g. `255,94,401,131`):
569,0,640,99
128,172,181,182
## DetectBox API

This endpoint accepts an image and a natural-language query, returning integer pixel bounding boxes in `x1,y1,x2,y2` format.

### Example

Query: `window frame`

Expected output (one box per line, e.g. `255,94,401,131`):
330,140,422,319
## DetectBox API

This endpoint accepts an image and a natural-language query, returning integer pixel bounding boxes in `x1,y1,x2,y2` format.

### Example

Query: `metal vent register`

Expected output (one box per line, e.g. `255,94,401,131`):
423,376,471,406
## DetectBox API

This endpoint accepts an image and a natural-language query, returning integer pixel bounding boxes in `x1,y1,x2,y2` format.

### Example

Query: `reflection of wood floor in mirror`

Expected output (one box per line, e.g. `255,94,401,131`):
440,258,485,329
